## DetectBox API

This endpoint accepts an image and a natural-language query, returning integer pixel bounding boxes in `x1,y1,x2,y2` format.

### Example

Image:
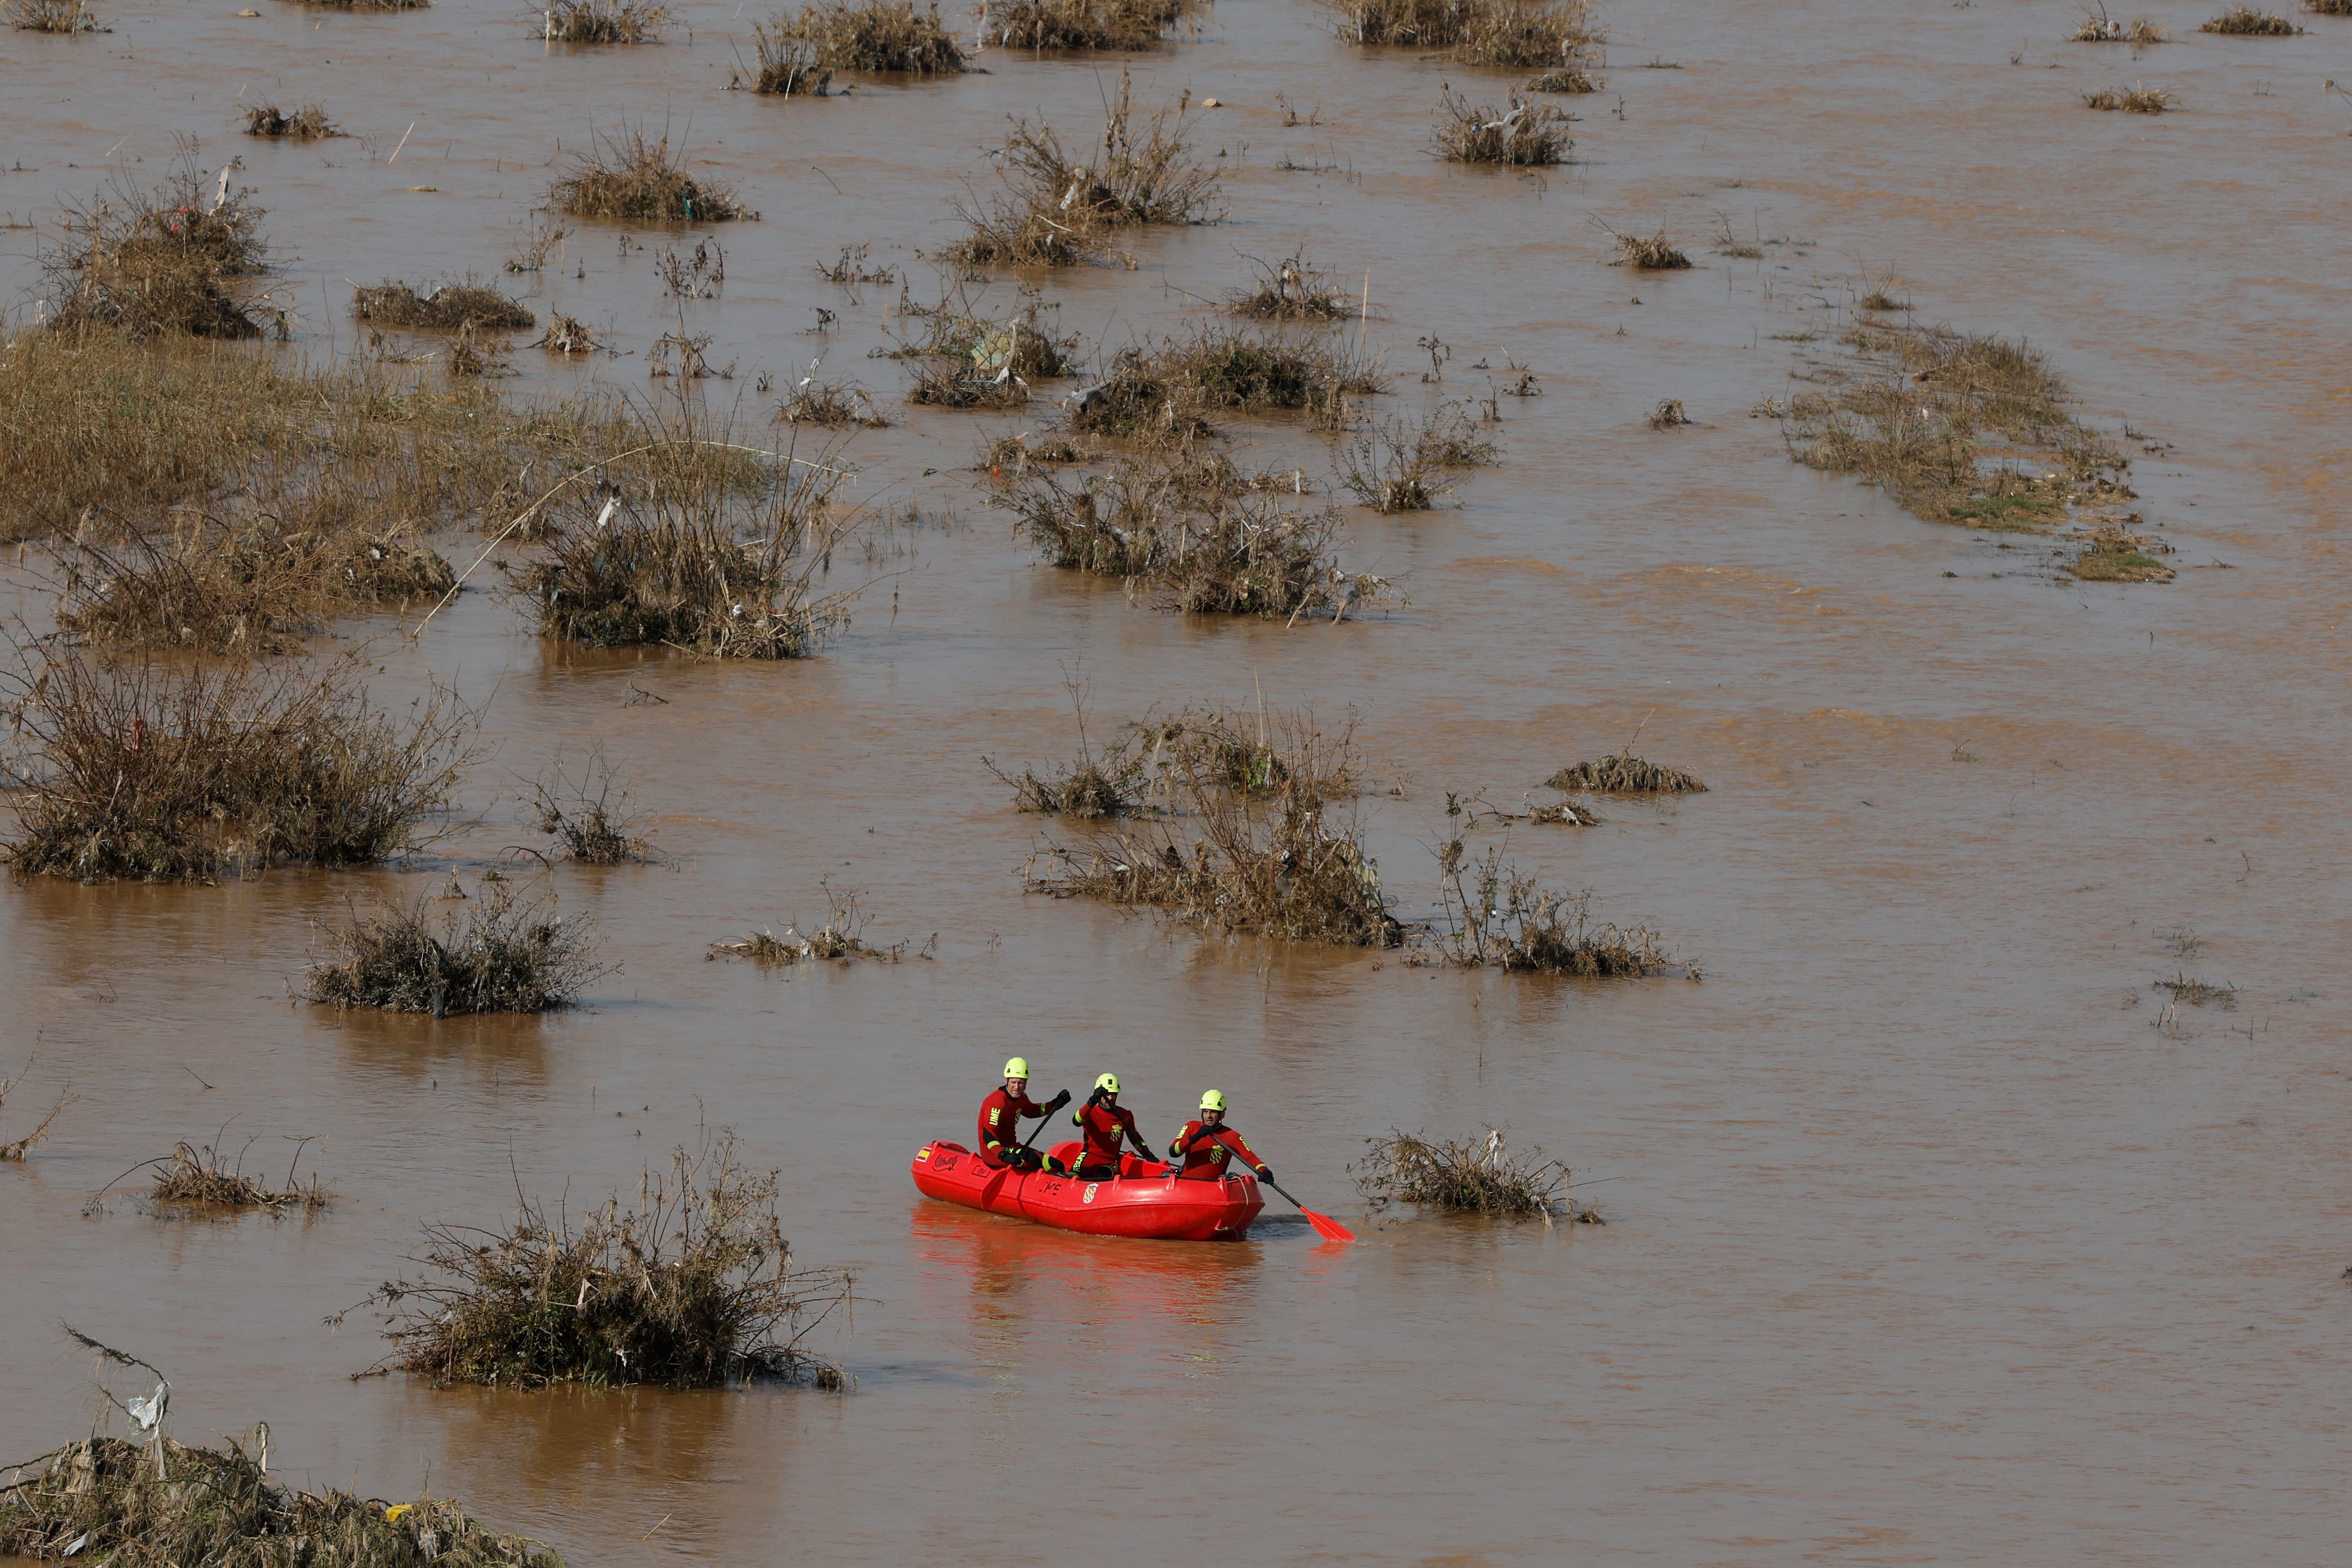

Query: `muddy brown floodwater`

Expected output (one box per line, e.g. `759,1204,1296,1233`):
5,0,2352,1562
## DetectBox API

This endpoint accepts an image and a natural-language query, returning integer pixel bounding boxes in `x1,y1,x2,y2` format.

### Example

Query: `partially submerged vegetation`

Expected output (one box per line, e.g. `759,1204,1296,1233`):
1778,319,2137,536
141,1136,330,1212
953,72,1221,266
763,0,963,71
996,448,1389,618
242,102,338,138
709,887,911,964
1025,710,1403,947
0,650,474,882
356,1134,850,1388
0,1431,561,1568
1338,404,1501,511
1329,0,1598,67
304,887,602,1015
547,129,741,222
2072,4,2168,40
1609,227,1692,269
523,753,656,864
506,431,860,657
986,0,1203,49
1546,750,1705,795
1433,840,1681,976
1354,1128,1585,1219
1068,328,1385,438
540,0,671,41
8,0,106,30
353,278,536,330
2065,521,2176,581
1433,92,1573,165
0,1064,68,1162
1526,66,1599,91
2199,4,2300,29
43,156,270,339
2083,82,2173,110
1230,252,1361,322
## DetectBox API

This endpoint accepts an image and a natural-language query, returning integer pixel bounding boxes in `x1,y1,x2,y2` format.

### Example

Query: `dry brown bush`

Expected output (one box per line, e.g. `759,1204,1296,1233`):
1546,751,1704,794
0,649,476,882
540,0,671,40
242,103,337,138
1338,403,1501,511
2083,81,2174,110
952,70,1221,266
1069,328,1385,439
2200,3,2299,29
1432,834,1683,976
1229,252,1362,322
1609,227,1692,268
1354,1128,1574,1216
305,886,603,1014
8,0,105,26
1024,711,1403,947
353,278,535,330
1432,91,1573,164
357,1133,850,1387
765,0,962,69
43,153,272,339
2072,4,2168,40
142,1135,330,1212
1330,0,1596,65
995,448,1389,619
548,129,741,222
986,0,1202,48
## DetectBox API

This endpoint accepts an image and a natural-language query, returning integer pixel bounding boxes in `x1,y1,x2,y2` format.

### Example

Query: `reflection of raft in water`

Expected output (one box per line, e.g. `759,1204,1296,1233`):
911,1140,1264,1241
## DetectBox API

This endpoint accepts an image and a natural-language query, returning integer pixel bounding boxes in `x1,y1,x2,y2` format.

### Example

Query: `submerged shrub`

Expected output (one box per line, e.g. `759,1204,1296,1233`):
1609,227,1691,268
353,278,536,330
952,70,1221,266
1070,328,1385,437
2071,5,2168,40
1545,750,1704,794
1353,1128,1571,1216
242,102,337,138
1230,251,1361,322
1433,840,1682,976
2199,3,2299,29
8,0,107,29
525,751,656,864
359,1134,851,1388
304,887,602,1014
1432,91,1573,165
146,1138,330,1212
0,1434,560,1568
1329,0,1596,63
2082,81,2174,110
43,153,270,339
1338,403,1501,511
764,0,963,70
539,0,671,40
0,650,475,882
547,129,742,222
986,0,1202,48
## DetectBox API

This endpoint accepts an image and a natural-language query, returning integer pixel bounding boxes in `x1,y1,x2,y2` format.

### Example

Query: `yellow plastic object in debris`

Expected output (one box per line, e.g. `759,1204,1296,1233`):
385,1505,414,1523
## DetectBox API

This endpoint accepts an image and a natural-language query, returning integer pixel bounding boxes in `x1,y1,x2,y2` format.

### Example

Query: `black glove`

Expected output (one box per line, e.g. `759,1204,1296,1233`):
1049,1090,1071,1109
1255,1166,1274,1181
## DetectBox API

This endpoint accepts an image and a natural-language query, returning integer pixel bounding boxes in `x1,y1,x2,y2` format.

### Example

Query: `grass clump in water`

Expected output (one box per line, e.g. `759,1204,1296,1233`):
1353,1128,1575,1217
353,277,535,330
986,0,1203,48
540,0,671,40
143,1136,330,1212
524,752,656,864
1229,251,1362,322
304,887,602,1015
764,0,963,70
547,128,741,223
8,0,106,27
1433,837,1683,976
0,650,475,883
2083,81,2174,110
1525,65,1599,90
1608,226,1692,269
2200,3,2300,29
356,1133,851,1388
952,70,1221,266
709,886,909,964
242,103,338,138
1026,711,1403,947
1070,328,1385,437
997,448,1389,619
1338,403,1501,511
43,154,271,339
508,439,859,658
1546,749,1704,794
1433,91,1573,164
2065,522,2175,581
0,1426,560,1568
274,0,431,9
2306,0,2350,15
2072,4,2168,39
1329,0,1597,65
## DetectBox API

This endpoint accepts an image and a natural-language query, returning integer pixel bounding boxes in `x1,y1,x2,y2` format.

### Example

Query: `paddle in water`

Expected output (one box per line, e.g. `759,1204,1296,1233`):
1187,1129,1355,1243
977,1089,1070,1206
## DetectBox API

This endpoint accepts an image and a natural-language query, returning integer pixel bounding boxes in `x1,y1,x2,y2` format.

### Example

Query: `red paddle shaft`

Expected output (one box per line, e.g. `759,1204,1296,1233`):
1187,1128,1355,1243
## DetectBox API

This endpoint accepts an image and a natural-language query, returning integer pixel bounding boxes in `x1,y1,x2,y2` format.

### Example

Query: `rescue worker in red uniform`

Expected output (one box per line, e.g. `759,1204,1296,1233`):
1167,1090,1272,1183
1064,1073,1157,1179
977,1057,1065,1171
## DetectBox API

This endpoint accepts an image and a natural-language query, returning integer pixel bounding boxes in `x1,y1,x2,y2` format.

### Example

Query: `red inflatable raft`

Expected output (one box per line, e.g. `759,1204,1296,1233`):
911,1139,1265,1241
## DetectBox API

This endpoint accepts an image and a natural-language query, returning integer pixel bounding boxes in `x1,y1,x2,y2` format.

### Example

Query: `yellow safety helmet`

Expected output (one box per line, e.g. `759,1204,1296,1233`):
1003,1057,1031,1080
1094,1072,1121,1094
1199,1089,1227,1113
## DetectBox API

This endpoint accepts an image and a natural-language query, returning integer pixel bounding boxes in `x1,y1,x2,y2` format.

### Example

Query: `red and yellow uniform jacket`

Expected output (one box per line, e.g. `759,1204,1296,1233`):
976,1087,1051,1167
1168,1120,1265,1182
1069,1098,1145,1172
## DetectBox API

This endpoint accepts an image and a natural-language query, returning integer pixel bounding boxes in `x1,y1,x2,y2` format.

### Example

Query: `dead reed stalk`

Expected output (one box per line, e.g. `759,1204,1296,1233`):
0,1063,69,1162
0,649,476,882
356,1132,850,1388
1025,711,1402,947
538,0,671,40
242,103,338,138
952,70,1221,266
1353,1128,1577,1217
1432,91,1573,164
764,0,963,70
547,128,741,223
304,886,602,1014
